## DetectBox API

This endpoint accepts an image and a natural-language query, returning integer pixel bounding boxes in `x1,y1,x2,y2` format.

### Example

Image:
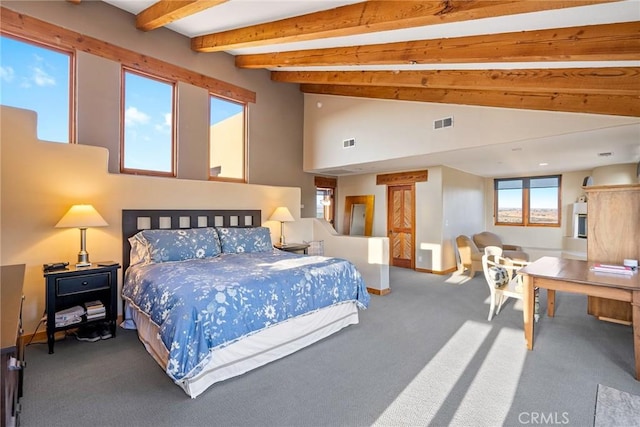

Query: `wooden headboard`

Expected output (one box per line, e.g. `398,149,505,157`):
122,209,261,272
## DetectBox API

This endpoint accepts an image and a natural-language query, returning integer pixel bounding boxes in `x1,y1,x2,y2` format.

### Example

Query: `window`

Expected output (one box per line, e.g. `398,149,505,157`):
316,188,335,225
0,34,73,143
121,68,175,176
494,175,561,226
209,95,246,182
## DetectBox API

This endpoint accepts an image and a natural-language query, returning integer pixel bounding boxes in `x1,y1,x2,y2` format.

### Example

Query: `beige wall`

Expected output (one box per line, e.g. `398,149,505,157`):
1,106,303,333
3,1,319,218
302,94,638,174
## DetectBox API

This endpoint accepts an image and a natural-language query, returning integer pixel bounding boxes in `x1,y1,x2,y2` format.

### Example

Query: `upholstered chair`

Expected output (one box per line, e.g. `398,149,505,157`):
473,231,529,262
455,235,483,277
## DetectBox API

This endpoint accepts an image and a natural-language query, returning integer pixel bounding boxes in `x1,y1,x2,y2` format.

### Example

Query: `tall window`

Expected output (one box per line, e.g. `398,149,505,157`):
121,69,175,176
495,175,561,226
209,95,246,182
0,34,73,143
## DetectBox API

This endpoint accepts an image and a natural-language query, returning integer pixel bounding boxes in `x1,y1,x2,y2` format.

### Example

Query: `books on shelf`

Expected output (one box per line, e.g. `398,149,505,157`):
84,300,106,320
590,263,635,276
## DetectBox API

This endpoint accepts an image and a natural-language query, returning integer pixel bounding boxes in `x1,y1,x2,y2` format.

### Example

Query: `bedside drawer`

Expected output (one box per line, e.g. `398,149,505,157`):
56,272,110,296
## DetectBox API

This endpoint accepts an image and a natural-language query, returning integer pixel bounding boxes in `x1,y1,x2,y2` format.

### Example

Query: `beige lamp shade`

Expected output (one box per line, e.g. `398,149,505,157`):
55,204,108,228
269,207,294,223
269,207,295,246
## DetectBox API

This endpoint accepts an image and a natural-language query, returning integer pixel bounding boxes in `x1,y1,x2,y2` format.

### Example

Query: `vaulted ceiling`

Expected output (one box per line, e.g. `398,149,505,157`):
102,0,640,117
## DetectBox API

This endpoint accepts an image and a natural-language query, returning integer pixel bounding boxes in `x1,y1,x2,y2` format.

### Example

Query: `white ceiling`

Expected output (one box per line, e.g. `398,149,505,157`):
102,0,640,177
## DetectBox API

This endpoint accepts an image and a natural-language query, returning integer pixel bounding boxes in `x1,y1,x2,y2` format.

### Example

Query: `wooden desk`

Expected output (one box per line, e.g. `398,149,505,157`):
520,256,640,380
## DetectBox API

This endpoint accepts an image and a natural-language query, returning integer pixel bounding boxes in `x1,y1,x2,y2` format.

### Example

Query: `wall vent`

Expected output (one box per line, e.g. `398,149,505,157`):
343,138,355,148
434,116,453,130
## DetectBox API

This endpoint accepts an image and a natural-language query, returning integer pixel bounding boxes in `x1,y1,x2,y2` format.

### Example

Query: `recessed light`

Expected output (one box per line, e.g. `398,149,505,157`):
598,152,613,157
539,162,548,166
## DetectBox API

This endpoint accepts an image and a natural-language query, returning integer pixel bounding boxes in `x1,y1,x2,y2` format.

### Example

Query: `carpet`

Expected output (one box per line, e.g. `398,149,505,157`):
594,384,640,427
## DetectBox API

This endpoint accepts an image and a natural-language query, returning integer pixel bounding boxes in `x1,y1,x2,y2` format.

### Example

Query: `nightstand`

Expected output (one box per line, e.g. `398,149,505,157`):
44,263,120,354
274,243,310,254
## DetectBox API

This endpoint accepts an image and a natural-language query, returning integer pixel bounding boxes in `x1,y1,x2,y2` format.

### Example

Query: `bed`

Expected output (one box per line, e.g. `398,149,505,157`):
121,209,370,398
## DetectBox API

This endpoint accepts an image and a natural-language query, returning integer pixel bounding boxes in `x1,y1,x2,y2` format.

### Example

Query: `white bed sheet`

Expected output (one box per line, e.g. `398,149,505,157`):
124,300,360,398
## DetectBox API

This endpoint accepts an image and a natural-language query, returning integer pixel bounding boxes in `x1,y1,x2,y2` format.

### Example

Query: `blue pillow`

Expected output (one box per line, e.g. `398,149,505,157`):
216,227,272,253
139,227,221,263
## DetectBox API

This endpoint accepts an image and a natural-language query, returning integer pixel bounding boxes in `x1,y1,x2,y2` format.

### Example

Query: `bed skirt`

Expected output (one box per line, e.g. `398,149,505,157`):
123,300,360,398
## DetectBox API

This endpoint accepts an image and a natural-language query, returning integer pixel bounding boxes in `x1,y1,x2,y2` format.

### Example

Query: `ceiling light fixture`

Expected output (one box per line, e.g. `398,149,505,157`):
598,152,613,157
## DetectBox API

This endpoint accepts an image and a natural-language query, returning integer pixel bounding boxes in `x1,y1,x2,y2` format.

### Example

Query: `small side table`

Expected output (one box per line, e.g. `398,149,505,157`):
44,263,120,354
274,243,310,254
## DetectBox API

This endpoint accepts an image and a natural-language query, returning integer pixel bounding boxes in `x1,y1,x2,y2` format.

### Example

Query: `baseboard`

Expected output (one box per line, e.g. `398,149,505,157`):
415,266,458,275
367,287,391,296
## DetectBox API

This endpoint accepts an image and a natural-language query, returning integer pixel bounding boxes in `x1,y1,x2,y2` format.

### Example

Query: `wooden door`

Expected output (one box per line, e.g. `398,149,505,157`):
388,184,415,269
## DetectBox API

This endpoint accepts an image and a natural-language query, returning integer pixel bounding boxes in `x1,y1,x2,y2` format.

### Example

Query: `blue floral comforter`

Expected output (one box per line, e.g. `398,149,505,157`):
122,250,369,381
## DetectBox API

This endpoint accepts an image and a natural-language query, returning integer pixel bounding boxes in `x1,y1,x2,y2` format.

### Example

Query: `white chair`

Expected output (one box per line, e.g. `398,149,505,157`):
481,252,530,321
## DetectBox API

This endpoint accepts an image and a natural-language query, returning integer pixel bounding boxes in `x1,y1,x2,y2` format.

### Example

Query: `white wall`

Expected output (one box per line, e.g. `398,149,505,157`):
303,94,638,173
1,106,302,333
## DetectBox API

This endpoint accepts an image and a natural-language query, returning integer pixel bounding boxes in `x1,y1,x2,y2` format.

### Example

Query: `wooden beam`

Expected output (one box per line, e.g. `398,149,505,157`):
300,84,640,117
0,7,255,104
191,0,614,52
136,0,228,31
236,22,640,68
272,68,640,96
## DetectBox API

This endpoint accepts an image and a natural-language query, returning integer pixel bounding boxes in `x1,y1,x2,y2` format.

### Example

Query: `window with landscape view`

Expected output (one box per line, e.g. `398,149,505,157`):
209,95,246,182
494,175,561,226
121,68,175,176
0,34,73,143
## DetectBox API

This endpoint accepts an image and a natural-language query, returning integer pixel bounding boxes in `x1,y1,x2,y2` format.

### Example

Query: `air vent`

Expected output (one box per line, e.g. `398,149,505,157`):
343,138,355,148
434,116,453,130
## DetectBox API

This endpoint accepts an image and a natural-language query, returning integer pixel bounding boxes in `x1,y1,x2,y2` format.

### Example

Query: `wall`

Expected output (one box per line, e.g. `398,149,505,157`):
2,1,319,219
591,163,638,186
1,106,302,333
302,94,638,174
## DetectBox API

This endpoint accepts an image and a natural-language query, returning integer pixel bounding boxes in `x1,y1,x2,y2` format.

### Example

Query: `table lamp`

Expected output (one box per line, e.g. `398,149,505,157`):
269,206,294,246
55,204,108,267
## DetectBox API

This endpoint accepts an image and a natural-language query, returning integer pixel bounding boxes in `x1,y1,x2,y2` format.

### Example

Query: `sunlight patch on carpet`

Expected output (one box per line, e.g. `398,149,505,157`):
373,321,491,426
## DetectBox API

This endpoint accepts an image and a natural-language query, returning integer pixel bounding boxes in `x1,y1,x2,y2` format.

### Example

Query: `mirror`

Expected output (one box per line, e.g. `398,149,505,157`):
344,195,374,236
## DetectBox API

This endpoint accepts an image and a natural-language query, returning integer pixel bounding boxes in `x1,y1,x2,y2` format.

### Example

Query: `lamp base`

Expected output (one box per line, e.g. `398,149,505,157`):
75,262,92,268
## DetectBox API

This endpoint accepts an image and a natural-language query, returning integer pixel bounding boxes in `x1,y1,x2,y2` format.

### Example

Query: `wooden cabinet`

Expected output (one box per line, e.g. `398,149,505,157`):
1,264,25,427
585,184,640,323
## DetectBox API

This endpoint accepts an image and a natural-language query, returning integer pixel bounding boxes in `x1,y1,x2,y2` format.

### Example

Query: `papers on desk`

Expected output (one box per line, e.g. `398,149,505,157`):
591,263,635,276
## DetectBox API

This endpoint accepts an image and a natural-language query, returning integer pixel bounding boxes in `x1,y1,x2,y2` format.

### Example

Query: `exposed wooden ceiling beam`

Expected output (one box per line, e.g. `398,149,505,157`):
136,0,228,32
236,22,640,68
191,0,614,52
272,68,640,96
300,84,640,117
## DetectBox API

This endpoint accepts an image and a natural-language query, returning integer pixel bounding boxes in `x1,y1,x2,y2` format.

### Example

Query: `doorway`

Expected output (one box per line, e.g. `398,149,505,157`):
387,184,415,269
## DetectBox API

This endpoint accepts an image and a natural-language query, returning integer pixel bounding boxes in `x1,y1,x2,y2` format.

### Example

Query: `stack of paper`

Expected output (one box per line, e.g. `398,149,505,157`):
55,305,85,327
591,263,635,276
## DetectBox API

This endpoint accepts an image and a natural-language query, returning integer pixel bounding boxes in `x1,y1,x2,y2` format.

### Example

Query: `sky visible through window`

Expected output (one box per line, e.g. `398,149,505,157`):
0,35,70,143
123,71,174,172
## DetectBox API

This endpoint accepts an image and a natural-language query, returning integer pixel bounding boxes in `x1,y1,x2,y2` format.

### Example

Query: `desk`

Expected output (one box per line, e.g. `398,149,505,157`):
520,256,640,380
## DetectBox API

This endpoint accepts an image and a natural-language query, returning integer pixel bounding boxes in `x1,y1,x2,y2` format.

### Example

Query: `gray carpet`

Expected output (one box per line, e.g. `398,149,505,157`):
594,384,640,427
20,267,640,426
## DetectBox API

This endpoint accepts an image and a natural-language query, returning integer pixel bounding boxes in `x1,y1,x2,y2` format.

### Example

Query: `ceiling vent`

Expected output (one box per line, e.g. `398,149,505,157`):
343,138,355,148
434,116,453,130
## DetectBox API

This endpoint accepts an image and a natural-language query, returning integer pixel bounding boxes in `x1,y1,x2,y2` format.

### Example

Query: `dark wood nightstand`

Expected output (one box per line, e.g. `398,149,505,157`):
44,263,120,354
274,243,310,254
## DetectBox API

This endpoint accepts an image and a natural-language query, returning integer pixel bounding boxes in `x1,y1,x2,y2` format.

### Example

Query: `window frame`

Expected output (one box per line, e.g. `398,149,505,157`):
0,31,76,144
120,67,177,177
207,93,248,183
494,174,562,227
